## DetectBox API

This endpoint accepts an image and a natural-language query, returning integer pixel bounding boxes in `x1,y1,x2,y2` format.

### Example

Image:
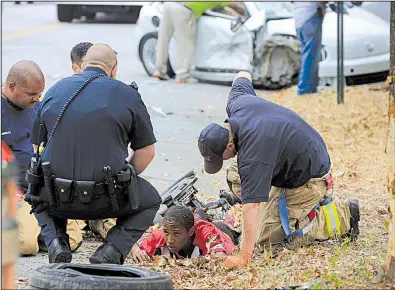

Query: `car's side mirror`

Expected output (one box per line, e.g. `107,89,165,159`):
231,16,243,32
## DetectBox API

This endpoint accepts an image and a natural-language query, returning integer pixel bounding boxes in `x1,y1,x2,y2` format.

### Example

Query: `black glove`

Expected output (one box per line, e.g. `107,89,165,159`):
31,201,49,215
24,192,48,214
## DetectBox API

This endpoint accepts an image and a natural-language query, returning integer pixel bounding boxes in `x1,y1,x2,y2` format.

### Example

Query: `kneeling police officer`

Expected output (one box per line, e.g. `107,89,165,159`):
25,43,161,265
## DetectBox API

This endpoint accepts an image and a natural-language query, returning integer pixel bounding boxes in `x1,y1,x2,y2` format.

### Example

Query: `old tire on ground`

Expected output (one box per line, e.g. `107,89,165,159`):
57,4,75,22
29,263,173,289
138,32,175,78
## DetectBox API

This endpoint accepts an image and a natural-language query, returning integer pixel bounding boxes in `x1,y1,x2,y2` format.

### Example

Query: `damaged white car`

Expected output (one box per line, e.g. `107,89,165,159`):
136,2,389,89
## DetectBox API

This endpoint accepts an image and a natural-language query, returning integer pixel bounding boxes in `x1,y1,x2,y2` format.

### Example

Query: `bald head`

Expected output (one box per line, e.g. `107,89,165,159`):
83,43,117,76
5,60,44,87
3,60,45,109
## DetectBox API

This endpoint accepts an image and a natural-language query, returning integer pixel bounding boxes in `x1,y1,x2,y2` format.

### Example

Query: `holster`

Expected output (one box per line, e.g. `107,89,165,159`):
25,155,44,206
119,164,139,211
42,162,57,207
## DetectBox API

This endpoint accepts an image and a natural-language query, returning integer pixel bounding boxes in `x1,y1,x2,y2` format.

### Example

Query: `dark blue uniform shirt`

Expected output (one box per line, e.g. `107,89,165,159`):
30,67,156,182
226,78,330,204
2,96,39,191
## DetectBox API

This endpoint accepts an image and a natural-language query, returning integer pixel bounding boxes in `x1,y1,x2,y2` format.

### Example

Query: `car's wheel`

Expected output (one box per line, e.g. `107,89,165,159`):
29,263,173,290
138,32,175,78
57,4,75,22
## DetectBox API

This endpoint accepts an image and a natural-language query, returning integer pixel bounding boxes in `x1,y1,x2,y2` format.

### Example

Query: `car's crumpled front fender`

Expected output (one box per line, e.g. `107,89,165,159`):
252,25,301,89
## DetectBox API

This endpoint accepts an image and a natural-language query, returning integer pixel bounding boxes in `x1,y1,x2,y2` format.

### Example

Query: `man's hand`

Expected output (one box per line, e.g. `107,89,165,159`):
223,251,252,269
131,244,151,263
223,202,260,269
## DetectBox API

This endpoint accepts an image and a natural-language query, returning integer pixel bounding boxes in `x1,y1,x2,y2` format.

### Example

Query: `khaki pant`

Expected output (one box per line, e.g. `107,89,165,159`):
156,2,196,80
226,161,351,251
89,218,117,240
17,200,84,254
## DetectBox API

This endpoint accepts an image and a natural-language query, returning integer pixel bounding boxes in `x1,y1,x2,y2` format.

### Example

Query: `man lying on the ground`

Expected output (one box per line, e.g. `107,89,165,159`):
130,205,236,262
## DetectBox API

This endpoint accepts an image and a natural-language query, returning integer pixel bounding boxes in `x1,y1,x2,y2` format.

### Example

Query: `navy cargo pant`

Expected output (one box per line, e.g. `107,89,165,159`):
296,12,324,95
34,176,161,260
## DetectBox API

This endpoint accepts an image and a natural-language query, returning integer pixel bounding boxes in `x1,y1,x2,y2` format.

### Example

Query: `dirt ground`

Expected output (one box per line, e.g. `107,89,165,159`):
17,84,391,289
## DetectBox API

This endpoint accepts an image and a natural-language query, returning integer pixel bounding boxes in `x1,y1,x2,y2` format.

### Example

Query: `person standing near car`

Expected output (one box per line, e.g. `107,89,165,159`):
26,44,161,265
293,2,326,95
153,1,244,84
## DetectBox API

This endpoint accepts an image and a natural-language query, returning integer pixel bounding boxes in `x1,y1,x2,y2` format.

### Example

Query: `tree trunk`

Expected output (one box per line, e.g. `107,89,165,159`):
385,1,395,280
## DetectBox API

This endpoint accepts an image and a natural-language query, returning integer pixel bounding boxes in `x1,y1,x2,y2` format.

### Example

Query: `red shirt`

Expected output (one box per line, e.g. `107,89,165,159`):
137,218,236,257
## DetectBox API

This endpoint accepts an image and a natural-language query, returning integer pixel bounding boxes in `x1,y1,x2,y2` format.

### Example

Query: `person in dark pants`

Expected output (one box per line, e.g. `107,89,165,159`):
28,43,161,265
293,2,326,95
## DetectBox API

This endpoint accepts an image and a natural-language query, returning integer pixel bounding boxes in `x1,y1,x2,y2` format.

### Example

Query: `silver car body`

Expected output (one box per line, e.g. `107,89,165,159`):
136,2,389,88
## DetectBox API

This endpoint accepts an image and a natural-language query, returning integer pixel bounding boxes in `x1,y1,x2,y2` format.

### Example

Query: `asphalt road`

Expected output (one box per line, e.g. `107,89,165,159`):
1,2,257,280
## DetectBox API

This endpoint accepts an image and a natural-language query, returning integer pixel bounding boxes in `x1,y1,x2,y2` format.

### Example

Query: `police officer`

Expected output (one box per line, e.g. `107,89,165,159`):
198,71,360,269
1,61,83,255
28,43,161,264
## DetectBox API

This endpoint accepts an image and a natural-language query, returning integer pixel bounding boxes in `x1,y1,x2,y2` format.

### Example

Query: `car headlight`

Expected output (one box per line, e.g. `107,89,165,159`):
152,16,160,27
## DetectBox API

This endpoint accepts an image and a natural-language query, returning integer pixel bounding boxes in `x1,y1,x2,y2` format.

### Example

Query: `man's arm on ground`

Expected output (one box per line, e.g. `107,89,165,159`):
137,229,166,257
223,203,258,269
127,144,155,175
240,203,260,254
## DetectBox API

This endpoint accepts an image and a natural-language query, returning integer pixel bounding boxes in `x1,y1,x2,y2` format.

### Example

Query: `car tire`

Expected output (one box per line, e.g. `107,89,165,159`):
138,32,175,78
29,263,173,290
57,4,75,22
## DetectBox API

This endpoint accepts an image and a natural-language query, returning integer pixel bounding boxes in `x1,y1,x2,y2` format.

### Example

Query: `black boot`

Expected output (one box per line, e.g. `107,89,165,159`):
347,199,360,241
90,242,123,265
48,238,72,263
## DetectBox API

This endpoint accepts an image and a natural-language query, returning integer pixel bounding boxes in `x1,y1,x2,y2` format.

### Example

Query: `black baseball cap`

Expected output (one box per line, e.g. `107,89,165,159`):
198,123,229,174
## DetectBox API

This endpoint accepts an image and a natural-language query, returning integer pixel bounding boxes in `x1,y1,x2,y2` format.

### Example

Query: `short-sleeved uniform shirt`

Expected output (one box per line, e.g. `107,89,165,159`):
2,96,39,191
30,67,156,182
226,78,330,204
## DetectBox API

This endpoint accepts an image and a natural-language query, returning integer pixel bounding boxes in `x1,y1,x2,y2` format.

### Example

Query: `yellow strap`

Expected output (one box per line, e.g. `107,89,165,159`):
322,205,334,238
330,202,342,235
322,202,342,238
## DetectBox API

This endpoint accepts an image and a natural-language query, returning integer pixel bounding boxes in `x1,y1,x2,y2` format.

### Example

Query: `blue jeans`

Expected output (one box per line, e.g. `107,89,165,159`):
296,14,323,95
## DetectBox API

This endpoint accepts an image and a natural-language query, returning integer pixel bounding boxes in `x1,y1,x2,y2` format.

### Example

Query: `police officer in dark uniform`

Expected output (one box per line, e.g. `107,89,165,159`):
26,43,161,265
